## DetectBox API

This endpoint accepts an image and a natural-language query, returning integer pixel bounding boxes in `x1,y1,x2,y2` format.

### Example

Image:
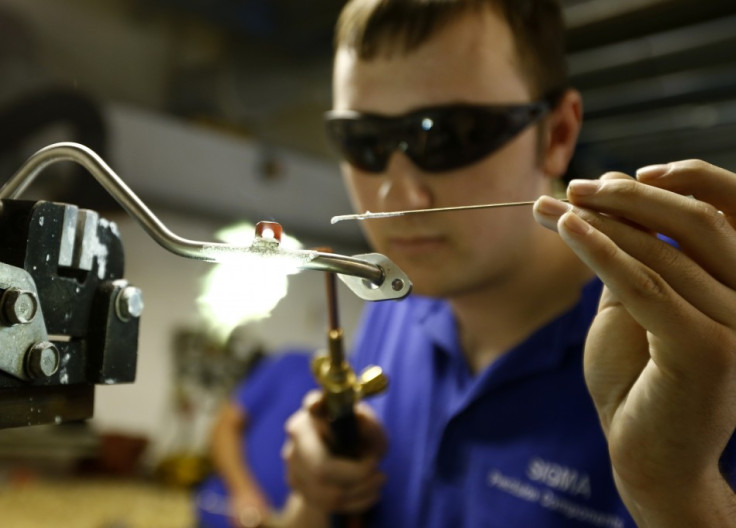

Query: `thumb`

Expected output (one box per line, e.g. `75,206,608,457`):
584,286,649,433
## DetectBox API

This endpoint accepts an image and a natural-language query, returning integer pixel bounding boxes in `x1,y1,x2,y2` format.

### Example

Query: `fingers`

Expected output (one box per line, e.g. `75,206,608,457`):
535,167,736,327
535,198,736,327
282,392,386,514
236,505,265,528
298,392,387,459
534,161,736,512
534,193,736,331
535,201,733,376
231,490,271,528
637,160,736,219
562,174,736,291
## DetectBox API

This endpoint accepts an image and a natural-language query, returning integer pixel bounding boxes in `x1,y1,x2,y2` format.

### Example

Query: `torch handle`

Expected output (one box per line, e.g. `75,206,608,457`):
319,271,378,528
329,408,365,528
329,409,361,458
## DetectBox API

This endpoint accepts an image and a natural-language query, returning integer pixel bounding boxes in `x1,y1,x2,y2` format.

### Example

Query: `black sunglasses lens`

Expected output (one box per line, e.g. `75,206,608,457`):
325,102,546,174
325,119,390,173
409,106,541,171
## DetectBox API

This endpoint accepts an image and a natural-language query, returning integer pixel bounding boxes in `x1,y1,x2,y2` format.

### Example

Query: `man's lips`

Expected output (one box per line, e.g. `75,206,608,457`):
386,235,447,253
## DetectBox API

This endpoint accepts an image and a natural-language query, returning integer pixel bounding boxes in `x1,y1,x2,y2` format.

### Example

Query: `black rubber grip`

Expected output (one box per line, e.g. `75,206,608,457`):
329,410,364,528
330,410,361,458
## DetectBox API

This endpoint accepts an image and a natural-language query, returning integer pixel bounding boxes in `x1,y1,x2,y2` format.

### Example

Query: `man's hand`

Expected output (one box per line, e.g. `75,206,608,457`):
533,161,736,526
229,488,270,527
282,390,387,515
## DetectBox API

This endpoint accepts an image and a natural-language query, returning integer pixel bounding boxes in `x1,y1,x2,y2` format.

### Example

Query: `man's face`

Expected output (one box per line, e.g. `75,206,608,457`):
332,8,555,298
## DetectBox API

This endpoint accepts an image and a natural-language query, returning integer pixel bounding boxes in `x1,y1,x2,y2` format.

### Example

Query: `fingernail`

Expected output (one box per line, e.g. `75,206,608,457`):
535,196,571,217
568,179,600,196
636,164,669,181
559,211,591,236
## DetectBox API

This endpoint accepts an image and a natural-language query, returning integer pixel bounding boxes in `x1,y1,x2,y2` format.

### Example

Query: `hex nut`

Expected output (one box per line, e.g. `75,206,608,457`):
1,288,38,325
26,341,60,379
115,286,144,322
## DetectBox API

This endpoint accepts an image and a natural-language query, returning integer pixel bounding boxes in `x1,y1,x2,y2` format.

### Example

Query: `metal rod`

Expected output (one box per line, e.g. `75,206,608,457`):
0,142,385,285
320,273,364,528
325,272,345,370
325,273,340,334
330,199,569,224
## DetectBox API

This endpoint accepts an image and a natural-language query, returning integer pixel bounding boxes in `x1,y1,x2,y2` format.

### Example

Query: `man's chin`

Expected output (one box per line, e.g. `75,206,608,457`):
408,270,491,300
403,275,454,299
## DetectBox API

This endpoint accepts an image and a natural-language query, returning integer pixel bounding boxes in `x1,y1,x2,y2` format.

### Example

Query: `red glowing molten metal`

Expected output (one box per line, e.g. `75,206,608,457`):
255,221,283,243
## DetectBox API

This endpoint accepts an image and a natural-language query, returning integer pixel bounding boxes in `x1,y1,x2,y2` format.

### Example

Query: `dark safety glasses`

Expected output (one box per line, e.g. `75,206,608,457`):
324,91,562,174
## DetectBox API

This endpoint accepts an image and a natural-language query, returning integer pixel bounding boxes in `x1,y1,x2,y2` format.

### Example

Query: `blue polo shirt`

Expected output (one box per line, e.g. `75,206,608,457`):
352,279,736,527
195,351,317,528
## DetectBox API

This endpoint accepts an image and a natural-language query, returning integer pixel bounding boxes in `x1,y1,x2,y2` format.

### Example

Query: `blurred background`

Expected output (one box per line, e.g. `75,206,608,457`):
0,0,734,526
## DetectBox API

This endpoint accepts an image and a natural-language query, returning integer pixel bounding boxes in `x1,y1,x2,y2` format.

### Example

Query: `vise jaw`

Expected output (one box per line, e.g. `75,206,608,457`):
0,200,141,428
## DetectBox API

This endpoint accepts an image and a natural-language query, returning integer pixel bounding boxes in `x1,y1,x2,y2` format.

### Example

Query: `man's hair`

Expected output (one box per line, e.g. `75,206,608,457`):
335,0,568,99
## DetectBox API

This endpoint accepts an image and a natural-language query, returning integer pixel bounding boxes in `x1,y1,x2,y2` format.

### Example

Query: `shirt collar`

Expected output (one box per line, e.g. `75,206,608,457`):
411,278,603,393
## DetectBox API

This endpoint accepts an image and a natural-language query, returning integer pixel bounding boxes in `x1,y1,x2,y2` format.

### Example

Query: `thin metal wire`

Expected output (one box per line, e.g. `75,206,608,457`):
331,199,570,223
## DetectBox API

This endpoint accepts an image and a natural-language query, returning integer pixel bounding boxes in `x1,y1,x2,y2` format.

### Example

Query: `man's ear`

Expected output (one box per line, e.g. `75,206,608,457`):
541,88,583,179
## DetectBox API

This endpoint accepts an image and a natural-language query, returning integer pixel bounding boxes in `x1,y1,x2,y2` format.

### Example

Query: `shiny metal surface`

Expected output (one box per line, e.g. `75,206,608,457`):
0,142,412,301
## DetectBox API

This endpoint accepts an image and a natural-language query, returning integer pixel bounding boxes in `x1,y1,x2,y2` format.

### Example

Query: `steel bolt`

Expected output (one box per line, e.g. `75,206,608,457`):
391,278,405,292
115,286,144,322
1,288,38,325
26,341,60,379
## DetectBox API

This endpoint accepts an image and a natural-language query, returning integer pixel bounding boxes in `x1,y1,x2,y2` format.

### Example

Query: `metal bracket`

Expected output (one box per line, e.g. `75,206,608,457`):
337,253,411,301
0,263,51,380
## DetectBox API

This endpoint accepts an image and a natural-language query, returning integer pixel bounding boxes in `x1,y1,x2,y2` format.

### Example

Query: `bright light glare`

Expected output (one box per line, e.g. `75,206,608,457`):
197,222,303,341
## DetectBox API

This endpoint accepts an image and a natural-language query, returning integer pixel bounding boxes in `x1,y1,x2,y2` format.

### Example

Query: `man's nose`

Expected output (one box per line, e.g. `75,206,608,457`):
378,152,433,211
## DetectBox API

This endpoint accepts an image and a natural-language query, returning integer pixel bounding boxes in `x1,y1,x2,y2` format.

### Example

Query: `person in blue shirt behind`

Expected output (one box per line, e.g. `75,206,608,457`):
277,1,736,527
195,351,316,528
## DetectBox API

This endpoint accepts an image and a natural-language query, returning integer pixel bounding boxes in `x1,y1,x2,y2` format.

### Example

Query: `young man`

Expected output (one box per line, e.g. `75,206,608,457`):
280,1,736,526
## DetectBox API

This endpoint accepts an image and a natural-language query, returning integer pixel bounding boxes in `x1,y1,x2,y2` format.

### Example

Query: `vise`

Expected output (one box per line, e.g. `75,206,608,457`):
0,199,140,428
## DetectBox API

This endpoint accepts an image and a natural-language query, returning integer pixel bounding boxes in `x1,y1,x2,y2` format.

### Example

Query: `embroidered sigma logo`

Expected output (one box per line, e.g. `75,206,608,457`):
526,457,592,498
